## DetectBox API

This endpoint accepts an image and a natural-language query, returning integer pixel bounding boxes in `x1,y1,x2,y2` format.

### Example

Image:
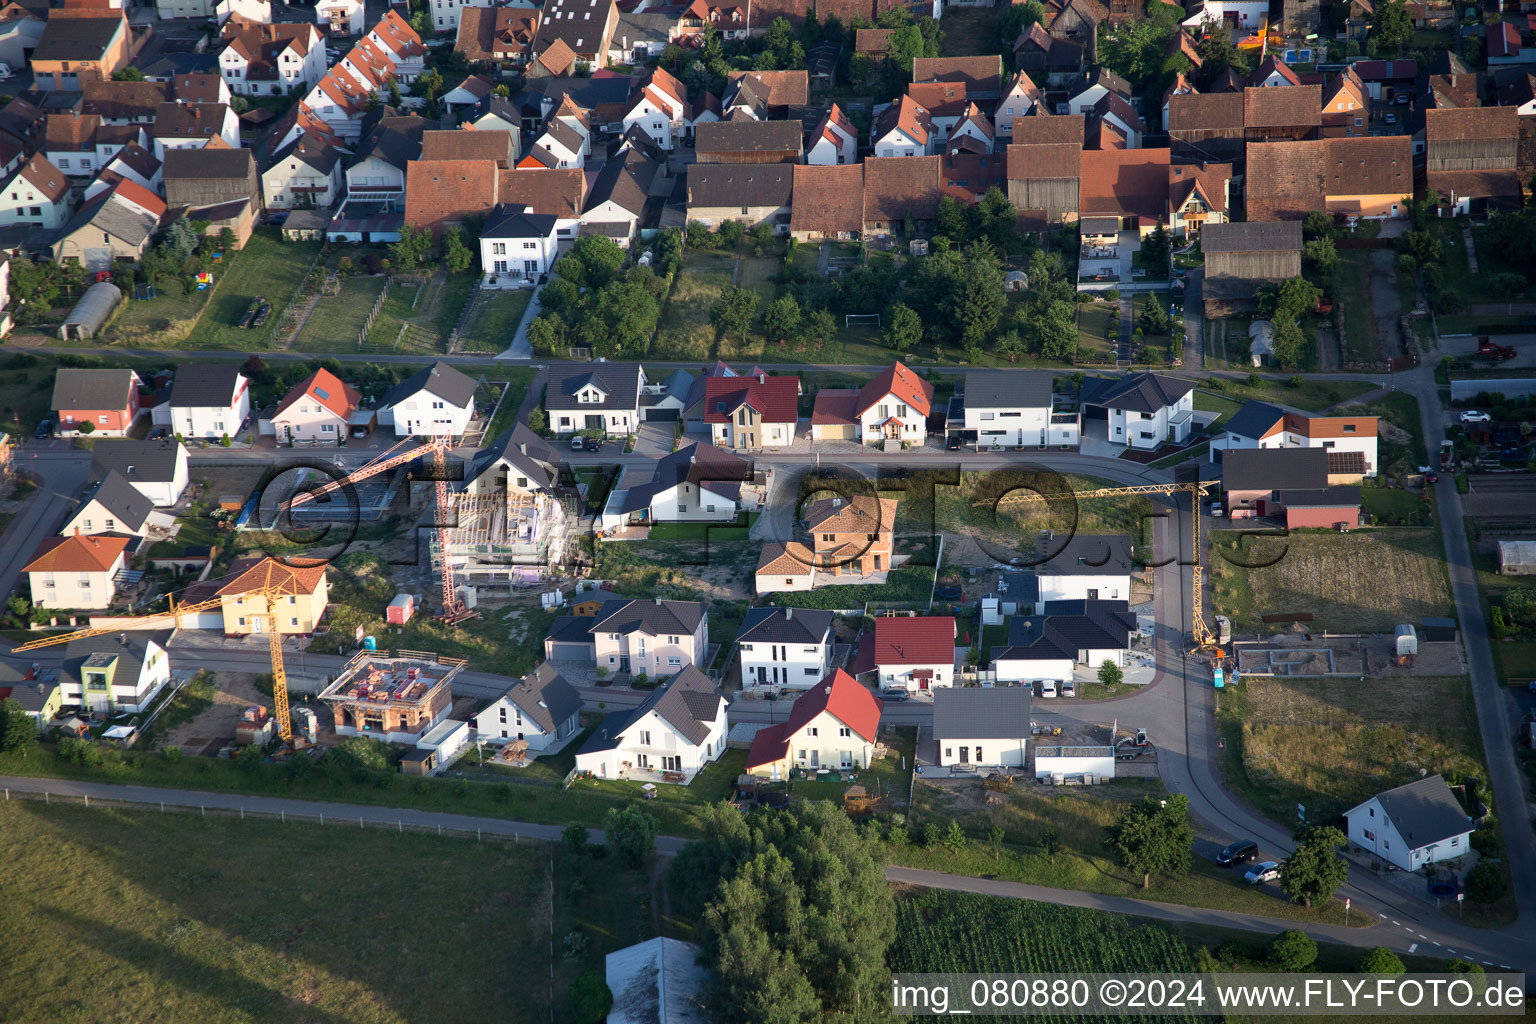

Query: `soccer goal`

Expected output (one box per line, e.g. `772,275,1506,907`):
844,313,882,328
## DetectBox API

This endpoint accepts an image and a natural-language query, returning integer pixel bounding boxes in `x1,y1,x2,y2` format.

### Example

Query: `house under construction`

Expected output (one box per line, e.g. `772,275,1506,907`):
320,651,463,744
433,424,570,588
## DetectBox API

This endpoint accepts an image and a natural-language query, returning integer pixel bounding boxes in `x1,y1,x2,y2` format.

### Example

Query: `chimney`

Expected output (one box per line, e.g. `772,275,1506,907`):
74,527,81,537
119,633,127,646
784,607,792,620
758,372,766,384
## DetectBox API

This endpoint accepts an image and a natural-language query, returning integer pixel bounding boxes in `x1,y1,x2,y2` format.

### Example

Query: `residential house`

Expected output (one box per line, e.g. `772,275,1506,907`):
1248,55,1301,89
545,362,645,437
30,12,131,91
573,665,727,782
854,361,934,446
420,128,517,168
60,470,154,539
604,442,754,530
695,119,803,164
1068,68,1131,116
914,54,1003,100
461,422,560,498
0,153,70,229
1210,400,1379,476
804,493,899,577
621,66,688,150
151,103,240,161
1344,775,1474,873
954,370,1078,448
218,22,326,97
50,368,141,436
788,162,862,241
992,598,1137,686
1045,0,1105,61
378,361,478,438
23,534,129,609
933,687,1030,768
1220,447,1363,527
579,148,656,246
455,6,539,70
1079,147,1170,234
685,162,792,233
213,0,272,23
520,97,589,169
996,532,1138,610
1080,372,1196,449
1319,66,1370,137
873,95,934,157
862,154,941,236
529,0,617,67
724,70,808,120
1167,92,1246,162
344,113,424,204
0,3,45,71
1013,22,1085,85
51,182,166,272
59,635,171,714
996,71,1044,138
609,9,676,62
479,202,557,287
1088,91,1146,149
161,364,250,440
96,143,162,195
806,103,857,165
216,557,330,635
1494,69,1536,116
705,372,800,450
1005,140,1083,229
269,367,361,445
471,662,583,750
315,0,363,34
735,607,835,693
261,130,343,210
745,668,880,778
1166,161,1232,238
1200,220,1303,316
1423,106,1523,214
89,439,190,506
0,662,63,727
1181,0,1268,29
364,9,426,77
163,146,259,221
860,614,955,693
547,597,708,675
43,112,113,179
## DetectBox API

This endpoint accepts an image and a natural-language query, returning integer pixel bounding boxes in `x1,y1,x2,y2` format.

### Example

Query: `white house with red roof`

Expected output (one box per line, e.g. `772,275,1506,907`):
218,22,325,97
806,103,857,165
859,614,956,693
873,95,933,157
0,153,71,229
621,67,689,151
745,669,882,779
996,70,1043,138
704,372,800,450
24,534,130,610
856,361,935,446
269,367,361,445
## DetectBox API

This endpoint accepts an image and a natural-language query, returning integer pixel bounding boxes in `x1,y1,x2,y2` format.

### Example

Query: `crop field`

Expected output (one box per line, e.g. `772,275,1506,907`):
1217,674,1482,825
1209,529,1453,634
889,891,1200,1023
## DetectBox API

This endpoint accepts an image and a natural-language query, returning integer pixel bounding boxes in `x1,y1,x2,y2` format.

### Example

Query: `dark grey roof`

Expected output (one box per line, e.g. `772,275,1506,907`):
58,634,153,691
91,439,185,485
1033,532,1135,575
585,151,654,217
0,669,58,712
618,442,749,515
170,363,243,409
932,686,1032,738
1365,775,1472,849
381,361,478,409
162,147,254,180
501,662,583,732
61,195,157,248
540,75,635,113
545,362,643,412
575,664,723,752
465,425,558,491
736,607,834,645
592,598,706,638
509,421,560,465
659,368,695,398
997,571,1039,603
1222,400,1286,441
964,370,1053,410
50,367,137,412
695,119,803,156
33,16,122,62
1080,372,1197,414
547,614,600,644
1272,485,1361,508
1221,447,1328,492
998,598,1136,661
687,163,792,209
350,115,425,170
484,202,558,240
1201,220,1303,253
267,131,341,176
138,52,219,78
81,469,154,532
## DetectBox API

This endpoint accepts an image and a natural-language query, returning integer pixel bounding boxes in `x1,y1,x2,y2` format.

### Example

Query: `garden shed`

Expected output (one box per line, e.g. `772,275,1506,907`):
58,282,122,340
1498,540,1536,575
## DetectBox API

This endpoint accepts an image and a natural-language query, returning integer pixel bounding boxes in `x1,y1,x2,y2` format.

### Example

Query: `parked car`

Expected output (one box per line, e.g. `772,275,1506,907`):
33,418,54,439
1245,861,1280,884
1217,840,1259,867
1461,411,1491,424
585,438,600,452
878,689,910,702
148,426,170,440
1383,112,1398,125
946,435,961,450
570,437,585,450
250,302,270,328
1060,679,1076,697
1210,501,1225,517
1039,679,1058,698
351,425,369,438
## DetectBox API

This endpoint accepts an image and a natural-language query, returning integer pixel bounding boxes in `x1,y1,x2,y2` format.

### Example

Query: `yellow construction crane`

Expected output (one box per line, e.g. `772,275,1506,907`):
978,480,1220,654
10,559,306,742
285,434,475,624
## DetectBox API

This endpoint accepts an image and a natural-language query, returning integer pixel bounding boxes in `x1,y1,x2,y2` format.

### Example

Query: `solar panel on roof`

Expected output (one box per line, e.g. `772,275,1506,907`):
314,386,330,400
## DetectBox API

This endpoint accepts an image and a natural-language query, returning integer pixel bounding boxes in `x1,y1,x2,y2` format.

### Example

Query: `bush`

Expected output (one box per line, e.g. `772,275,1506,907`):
922,821,941,847
1267,930,1318,971
162,746,182,763
562,823,590,854
1102,289,1120,302
569,970,613,1024
1358,947,1405,974
1464,859,1505,904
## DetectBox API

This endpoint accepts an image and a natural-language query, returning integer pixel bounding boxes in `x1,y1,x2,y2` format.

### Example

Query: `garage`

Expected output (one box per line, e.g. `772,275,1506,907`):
643,408,680,422
812,423,858,441
546,642,593,662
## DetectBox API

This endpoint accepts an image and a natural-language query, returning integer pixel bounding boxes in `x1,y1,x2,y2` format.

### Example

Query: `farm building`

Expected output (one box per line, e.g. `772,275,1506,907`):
1497,540,1536,575
59,282,122,340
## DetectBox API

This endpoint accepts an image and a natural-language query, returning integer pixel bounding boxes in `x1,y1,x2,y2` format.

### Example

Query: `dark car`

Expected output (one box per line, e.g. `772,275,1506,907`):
33,418,54,439
947,435,961,450
148,426,170,440
1217,840,1259,867
250,302,271,328
585,438,600,452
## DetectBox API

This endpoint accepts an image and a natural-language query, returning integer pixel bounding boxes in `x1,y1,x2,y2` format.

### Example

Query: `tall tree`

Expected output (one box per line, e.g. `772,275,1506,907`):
1279,825,1348,907
605,804,660,867
953,243,1005,349
883,302,923,350
1105,794,1194,888
1370,0,1412,52
711,285,759,343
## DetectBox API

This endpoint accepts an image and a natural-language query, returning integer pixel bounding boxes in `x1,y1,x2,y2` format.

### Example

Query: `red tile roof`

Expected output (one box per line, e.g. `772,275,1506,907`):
496,167,585,219
744,668,882,768
275,367,360,421
24,534,129,573
216,556,327,597
1078,147,1170,221
811,388,860,425
857,361,934,418
872,615,955,666
702,373,800,424
913,54,1002,96
862,155,941,224
405,159,498,236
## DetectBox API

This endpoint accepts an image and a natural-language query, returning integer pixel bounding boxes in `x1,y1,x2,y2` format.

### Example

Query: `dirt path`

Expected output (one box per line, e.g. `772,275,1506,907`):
161,670,264,752
1366,250,1402,362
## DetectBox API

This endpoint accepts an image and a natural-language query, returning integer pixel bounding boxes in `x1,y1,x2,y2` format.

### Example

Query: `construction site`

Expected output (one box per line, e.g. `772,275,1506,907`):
319,651,463,744
430,488,570,589
1230,625,1465,679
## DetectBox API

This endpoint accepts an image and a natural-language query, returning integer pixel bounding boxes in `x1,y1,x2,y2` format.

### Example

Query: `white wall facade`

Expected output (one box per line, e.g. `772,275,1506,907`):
574,703,727,781
480,227,558,285
992,655,1074,685
0,174,70,230
63,640,172,713
1345,797,1471,873
858,391,927,445
711,419,795,449
593,620,709,676
30,558,124,610
938,733,1027,768
1106,392,1194,449
550,407,637,437
1038,573,1132,604
62,497,146,538
648,481,739,522
387,395,473,438
783,708,876,770
471,698,577,751
873,129,926,158
1034,750,1116,780
965,403,1050,447
172,388,251,440
877,659,952,692
739,637,832,691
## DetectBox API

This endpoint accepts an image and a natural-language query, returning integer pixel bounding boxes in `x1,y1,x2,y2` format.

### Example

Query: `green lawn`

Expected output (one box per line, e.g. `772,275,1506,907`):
363,273,478,354
0,799,666,1024
290,275,387,352
653,250,736,362
186,230,323,349
1193,389,1245,432
1212,375,1375,413
480,367,538,440
459,289,532,354
1361,486,1432,526
1076,302,1118,365
102,281,208,346
1338,252,1378,364
646,510,757,541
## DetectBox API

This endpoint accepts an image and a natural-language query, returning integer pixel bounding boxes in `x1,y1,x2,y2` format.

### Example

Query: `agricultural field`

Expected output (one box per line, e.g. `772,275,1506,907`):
1209,529,1453,635
458,289,533,354
290,276,387,352
889,892,1202,1023
0,800,667,1024
1216,675,1483,827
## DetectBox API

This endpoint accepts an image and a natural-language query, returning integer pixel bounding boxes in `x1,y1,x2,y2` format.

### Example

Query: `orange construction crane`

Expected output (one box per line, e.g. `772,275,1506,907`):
284,434,476,625
11,559,305,742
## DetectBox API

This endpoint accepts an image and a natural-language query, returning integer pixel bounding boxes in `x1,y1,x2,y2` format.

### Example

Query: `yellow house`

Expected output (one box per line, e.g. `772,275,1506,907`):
215,558,329,636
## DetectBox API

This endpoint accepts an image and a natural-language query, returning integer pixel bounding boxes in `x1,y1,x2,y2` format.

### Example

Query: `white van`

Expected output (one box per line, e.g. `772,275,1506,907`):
1039,679,1058,698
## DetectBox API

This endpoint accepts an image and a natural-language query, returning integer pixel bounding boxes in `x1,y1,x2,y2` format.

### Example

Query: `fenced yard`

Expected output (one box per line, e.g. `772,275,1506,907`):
653,250,737,361
1076,302,1117,364
290,276,387,352
361,272,478,354
458,289,533,354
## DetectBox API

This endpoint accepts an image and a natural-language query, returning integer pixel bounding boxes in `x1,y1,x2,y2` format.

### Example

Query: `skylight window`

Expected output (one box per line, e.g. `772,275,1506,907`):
314,387,330,400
